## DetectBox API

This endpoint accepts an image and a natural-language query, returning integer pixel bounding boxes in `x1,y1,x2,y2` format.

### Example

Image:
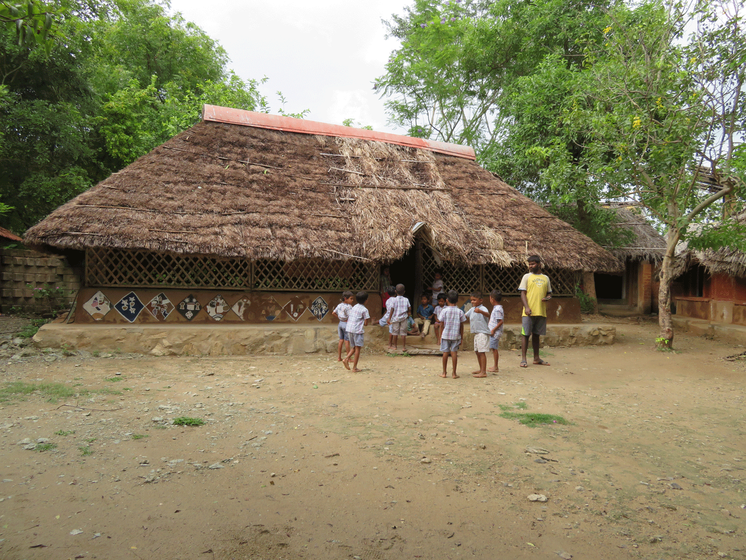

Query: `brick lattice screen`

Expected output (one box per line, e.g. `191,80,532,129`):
0,249,81,313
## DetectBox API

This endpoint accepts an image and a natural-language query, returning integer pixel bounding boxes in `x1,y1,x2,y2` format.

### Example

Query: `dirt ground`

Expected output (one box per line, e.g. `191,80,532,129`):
0,319,745,560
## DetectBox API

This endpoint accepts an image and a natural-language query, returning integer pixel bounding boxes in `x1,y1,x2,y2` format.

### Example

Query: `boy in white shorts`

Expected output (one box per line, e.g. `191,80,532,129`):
464,291,490,378
385,283,411,353
439,290,466,379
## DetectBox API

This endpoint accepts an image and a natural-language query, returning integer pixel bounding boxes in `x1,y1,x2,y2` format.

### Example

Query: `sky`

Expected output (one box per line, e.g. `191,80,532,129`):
167,0,411,133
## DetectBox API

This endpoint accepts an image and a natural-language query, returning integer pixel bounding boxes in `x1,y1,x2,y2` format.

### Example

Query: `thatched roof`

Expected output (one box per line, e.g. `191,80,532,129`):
0,226,22,242
675,212,746,278
25,106,621,272
604,206,666,262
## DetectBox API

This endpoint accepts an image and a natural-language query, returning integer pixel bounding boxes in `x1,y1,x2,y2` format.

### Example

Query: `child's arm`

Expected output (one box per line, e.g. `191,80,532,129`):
490,319,504,336
475,307,490,317
332,310,339,320
364,318,370,326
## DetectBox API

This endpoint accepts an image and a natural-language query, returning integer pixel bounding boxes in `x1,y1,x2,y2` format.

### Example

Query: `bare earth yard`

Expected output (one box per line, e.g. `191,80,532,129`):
0,321,745,560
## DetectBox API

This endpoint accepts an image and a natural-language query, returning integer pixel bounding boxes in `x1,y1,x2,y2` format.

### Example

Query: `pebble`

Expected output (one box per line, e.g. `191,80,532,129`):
528,494,548,502
208,463,224,470
420,458,432,464
70,529,83,536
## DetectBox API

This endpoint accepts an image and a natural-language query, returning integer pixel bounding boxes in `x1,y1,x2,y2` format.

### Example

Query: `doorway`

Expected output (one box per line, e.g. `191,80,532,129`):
388,245,419,308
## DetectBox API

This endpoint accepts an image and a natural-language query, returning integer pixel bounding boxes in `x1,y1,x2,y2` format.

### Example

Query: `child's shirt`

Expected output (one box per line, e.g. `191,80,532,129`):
431,279,444,305
489,304,504,339
464,304,490,335
417,303,434,320
346,304,370,334
433,304,445,321
439,306,466,341
332,302,352,322
389,295,411,323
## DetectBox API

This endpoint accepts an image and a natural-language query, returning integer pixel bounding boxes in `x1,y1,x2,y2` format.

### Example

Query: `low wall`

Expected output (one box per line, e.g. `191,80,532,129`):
0,249,81,313
33,322,614,356
676,296,746,327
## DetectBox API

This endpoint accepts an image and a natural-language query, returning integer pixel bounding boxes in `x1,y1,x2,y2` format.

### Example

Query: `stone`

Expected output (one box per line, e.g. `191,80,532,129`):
528,494,548,502
420,458,432,464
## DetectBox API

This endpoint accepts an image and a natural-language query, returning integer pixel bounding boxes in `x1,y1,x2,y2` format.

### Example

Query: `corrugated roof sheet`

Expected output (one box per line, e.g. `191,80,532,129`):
202,105,476,160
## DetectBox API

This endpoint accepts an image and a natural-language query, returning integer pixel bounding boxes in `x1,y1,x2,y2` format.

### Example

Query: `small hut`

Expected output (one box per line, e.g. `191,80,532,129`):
25,106,621,327
673,213,746,325
595,206,665,315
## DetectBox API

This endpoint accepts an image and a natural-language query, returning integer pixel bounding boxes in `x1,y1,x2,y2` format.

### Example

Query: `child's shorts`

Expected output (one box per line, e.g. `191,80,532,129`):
489,334,501,350
390,319,408,336
348,332,364,348
440,338,460,353
338,322,349,341
473,333,489,353
378,317,395,334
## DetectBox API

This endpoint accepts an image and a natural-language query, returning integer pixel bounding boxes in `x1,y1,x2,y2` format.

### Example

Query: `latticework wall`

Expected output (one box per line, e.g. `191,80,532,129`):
423,247,579,296
85,248,378,292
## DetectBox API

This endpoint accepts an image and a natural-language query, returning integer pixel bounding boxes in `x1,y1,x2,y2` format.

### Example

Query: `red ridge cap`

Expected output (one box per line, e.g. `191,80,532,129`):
202,105,476,160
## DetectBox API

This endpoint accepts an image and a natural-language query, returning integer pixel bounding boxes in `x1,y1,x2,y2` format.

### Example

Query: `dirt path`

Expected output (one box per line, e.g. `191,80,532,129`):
0,322,745,559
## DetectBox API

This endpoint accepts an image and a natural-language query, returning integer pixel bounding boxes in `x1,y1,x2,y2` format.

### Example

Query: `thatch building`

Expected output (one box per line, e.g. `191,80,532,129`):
595,206,665,315
25,106,620,326
672,212,746,325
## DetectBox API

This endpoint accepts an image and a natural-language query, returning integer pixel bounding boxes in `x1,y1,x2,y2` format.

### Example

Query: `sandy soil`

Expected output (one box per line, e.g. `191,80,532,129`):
0,320,745,560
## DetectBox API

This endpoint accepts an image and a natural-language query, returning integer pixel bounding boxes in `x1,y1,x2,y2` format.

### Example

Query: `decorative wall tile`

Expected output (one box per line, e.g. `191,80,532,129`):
83,291,111,321
231,296,251,321
146,293,174,321
114,291,144,323
206,295,229,321
177,295,201,321
283,295,307,322
309,296,329,321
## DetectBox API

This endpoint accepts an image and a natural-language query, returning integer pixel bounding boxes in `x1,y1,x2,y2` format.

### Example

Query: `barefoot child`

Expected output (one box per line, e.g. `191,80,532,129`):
433,293,447,343
439,290,466,379
488,290,504,373
332,291,354,361
343,291,370,372
386,284,411,353
464,292,490,378
378,286,397,350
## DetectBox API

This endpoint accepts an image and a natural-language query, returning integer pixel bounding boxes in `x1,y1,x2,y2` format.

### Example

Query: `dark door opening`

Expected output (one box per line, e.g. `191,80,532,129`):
595,273,625,300
388,248,418,308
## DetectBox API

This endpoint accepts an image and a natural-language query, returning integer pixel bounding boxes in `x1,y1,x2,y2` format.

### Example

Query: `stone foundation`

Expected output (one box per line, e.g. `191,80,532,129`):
33,322,615,356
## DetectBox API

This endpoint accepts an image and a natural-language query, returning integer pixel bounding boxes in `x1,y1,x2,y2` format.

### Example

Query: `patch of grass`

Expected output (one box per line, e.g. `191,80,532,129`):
17,320,45,338
498,401,528,411
173,417,205,427
92,350,100,357
86,437,96,443
95,387,122,396
104,376,123,382
0,382,84,403
79,445,93,456
131,434,148,440
499,411,569,427
36,442,57,452
386,352,411,357
54,430,75,436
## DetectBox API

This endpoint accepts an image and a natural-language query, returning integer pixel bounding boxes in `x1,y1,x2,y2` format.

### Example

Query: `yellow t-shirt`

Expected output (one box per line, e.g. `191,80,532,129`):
519,273,552,317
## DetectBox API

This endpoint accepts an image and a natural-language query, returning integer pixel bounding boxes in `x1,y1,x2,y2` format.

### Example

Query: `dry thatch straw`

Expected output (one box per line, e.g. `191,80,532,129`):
605,207,666,262
675,212,746,278
25,108,622,272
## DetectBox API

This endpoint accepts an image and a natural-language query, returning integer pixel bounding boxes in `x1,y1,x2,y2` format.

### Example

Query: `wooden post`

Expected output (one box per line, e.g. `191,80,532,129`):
581,271,599,314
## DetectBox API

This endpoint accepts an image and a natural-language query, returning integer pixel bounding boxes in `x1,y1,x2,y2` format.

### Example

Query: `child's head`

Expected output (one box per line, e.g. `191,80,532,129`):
420,294,430,305
386,285,396,297
434,270,442,281
470,291,483,307
382,266,390,276
437,293,446,306
342,290,354,303
395,283,406,296
490,289,502,304
447,290,459,305
356,291,369,304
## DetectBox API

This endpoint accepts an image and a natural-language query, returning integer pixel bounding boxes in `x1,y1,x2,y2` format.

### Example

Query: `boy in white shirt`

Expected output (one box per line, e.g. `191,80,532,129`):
487,290,504,373
332,291,354,362
343,292,371,372
385,283,412,353
464,291,490,378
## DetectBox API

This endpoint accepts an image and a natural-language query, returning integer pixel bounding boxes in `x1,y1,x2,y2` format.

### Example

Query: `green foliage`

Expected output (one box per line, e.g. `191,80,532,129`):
131,433,147,439
499,411,568,427
0,0,55,52
54,429,74,435
79,444,92,456
36,442,57,451
17,318,47,338
173,416,205,426
575,282,597,315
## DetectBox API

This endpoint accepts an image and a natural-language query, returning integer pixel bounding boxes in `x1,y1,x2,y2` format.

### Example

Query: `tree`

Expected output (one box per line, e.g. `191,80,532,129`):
574,0,745,347
1,0,55,51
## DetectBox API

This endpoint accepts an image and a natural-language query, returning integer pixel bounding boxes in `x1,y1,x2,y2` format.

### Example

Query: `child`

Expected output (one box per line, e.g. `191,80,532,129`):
343,291,371,372
386,283,411,353
433,293,447,343
378,285,397,350
431,271,444,306
332,291,354,361
439,290,466,379
415,293,435,339
406,315,421,336
464,291,491,378
488,289,504,373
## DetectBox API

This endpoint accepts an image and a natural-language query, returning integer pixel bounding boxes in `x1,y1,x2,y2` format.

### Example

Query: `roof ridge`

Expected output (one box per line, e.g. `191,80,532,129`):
202,105,476,160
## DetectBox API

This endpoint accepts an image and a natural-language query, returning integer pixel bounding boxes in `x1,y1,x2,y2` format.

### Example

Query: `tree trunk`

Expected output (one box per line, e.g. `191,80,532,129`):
657,230,680,349
581,271,599,314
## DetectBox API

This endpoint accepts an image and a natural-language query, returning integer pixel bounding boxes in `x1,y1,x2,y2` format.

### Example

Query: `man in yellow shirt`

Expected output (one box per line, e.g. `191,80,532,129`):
518,255,552,367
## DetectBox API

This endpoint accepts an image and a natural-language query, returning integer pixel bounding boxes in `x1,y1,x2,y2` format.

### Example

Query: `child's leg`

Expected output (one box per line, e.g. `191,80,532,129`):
345,339,351,358
401,333,407,352
441,352,448,377
352,346,362,372
337,338,344,361
488,348,499,372
422,319,431,337
473,352,487,377
451,351,459,378
472,350,481,374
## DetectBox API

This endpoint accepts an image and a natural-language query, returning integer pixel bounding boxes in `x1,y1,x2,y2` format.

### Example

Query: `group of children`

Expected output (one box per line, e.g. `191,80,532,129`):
332,285,505,379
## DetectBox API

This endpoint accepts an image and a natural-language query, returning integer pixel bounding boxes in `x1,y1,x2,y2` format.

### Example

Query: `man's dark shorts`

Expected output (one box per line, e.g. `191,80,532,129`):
521,316,547,337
